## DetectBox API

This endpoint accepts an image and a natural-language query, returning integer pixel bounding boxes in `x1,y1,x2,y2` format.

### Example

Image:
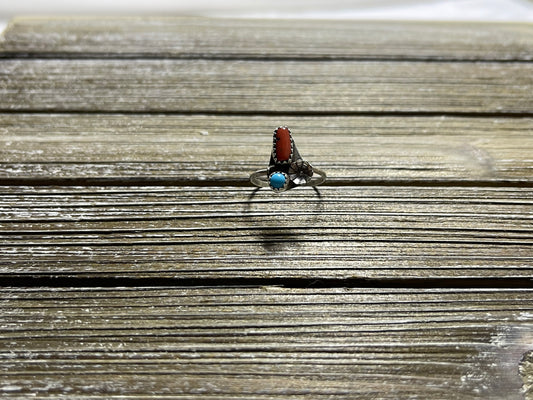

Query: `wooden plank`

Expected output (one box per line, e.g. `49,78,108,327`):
0,60,532,114
1,287,532,398
1,114,532,184
2,17,533,61
1,16,532,400
1,185,531,280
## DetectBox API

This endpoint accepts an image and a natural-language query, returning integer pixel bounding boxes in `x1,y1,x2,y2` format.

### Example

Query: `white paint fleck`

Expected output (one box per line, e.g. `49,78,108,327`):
0,385,22,392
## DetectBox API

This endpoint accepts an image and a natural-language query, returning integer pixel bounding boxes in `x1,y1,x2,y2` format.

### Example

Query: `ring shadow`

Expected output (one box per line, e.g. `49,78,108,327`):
244,186,325,253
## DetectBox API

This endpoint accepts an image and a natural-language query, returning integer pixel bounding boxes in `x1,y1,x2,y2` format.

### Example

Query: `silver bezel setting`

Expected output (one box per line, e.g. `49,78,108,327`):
272,127,294,164
268,171,290,192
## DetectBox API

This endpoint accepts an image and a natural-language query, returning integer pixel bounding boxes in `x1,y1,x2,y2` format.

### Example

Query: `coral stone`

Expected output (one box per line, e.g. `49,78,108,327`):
270,172,286,189
275,127,292,161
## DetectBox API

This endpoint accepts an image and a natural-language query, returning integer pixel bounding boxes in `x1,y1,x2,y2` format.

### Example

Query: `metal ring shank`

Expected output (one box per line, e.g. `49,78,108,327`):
250,167,326,188
249,169,270,187
304,167,326,187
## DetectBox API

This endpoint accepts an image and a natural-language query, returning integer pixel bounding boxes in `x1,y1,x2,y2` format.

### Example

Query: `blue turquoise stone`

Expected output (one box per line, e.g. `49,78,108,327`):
270,172,286,189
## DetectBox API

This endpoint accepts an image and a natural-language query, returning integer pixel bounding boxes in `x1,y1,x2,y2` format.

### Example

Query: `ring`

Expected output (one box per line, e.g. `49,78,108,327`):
250,126,326,192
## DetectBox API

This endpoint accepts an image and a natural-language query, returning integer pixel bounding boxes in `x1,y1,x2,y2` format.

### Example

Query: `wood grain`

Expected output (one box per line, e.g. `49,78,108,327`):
0,114,532,184
2,17,533,61
1,59,531,113
1,185,531,280
1,16,533,398
1,286,532,399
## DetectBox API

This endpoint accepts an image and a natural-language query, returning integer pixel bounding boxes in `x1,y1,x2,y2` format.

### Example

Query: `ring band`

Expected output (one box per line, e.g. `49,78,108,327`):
250,167,326,188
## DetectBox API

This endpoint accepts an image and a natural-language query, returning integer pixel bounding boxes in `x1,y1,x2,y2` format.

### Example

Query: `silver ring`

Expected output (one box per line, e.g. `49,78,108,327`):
250,126,326,192
250,167,327,190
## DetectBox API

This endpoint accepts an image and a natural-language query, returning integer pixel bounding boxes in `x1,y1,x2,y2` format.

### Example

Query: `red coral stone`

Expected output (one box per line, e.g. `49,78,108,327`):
275,127,291,161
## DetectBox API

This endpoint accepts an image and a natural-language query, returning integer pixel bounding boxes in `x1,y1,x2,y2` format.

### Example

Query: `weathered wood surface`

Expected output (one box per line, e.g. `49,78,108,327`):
1,59,532,113
1,185,532,280
0,16,532,399
0,114,531,185
1,20,532,114
2,17,533,61
1,287,533,399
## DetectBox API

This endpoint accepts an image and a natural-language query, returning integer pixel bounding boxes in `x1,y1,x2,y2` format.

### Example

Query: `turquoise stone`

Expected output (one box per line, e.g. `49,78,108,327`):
270,172,286,189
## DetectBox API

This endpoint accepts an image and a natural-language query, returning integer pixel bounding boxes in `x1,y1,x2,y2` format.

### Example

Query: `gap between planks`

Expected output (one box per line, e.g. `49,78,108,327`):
2,276,533,290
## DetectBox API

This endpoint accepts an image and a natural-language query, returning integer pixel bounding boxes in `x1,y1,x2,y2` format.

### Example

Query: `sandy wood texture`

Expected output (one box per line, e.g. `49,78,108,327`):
2,17,533,61
1,287,533,399
0,114,532,185
0,59,532,113
1,185,532,280
0,16,532,399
